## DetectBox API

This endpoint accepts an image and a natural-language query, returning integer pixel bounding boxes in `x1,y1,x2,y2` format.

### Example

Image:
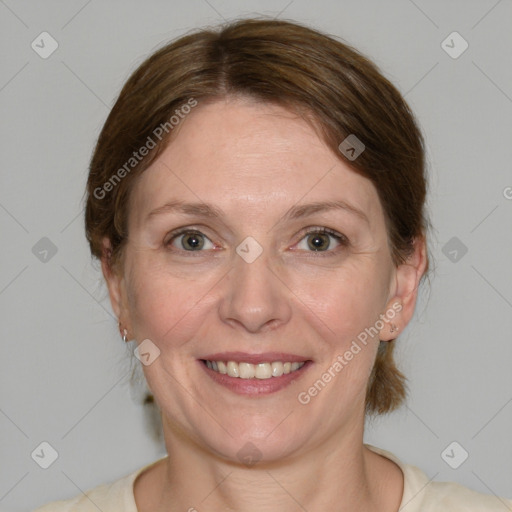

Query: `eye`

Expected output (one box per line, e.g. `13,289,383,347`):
164,227,347,254
295,228,348,253
166,229,215,252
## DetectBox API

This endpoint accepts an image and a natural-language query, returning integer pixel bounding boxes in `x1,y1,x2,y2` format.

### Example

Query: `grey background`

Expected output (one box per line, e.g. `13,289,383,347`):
1,0,511,510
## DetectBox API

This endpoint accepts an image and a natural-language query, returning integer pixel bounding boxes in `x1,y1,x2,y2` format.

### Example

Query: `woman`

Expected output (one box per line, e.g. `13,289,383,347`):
35,18,511,512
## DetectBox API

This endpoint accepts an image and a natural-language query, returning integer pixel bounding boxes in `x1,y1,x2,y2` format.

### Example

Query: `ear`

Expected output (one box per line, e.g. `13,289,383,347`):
379,236,428,341
101,237,128,328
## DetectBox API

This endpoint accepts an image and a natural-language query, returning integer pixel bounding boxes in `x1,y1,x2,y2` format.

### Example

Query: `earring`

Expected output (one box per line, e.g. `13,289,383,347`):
390,323,399,334
119,322,128,342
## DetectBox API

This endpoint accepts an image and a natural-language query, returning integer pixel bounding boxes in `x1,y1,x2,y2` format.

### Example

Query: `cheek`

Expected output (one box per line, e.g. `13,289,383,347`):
124,257,215,349
293,265,387,414
294,259,389,345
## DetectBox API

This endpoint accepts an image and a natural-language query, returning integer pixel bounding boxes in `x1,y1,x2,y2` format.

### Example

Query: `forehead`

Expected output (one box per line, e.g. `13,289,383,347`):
129,98,383,228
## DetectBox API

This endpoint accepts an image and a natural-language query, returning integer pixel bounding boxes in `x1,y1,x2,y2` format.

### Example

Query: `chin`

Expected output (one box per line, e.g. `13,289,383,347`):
193,414,311,466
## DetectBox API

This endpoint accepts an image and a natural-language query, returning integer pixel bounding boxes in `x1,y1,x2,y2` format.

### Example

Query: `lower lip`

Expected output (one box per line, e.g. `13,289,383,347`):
199,360,313,395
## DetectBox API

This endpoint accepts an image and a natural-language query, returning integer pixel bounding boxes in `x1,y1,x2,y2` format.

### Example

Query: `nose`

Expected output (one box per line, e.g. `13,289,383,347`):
218,246,292,334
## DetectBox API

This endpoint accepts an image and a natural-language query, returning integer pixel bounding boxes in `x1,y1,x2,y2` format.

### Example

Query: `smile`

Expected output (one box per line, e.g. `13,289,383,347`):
203,360,306,379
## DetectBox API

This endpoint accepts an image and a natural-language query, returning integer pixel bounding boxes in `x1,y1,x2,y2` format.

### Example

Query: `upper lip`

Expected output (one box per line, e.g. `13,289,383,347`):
200,352,310,364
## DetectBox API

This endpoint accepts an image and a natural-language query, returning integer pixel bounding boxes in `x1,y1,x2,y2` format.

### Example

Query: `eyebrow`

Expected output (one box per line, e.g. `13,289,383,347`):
146,199,369,225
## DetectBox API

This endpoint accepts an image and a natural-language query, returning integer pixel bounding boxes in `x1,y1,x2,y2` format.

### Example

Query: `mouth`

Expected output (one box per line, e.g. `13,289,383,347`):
199,352,312,395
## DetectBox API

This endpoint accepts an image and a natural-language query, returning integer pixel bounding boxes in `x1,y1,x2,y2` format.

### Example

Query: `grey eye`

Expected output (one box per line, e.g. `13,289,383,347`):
306,233,331,251
168,231,214,251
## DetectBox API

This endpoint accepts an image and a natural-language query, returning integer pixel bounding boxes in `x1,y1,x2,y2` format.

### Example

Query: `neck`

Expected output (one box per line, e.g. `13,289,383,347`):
139,417,403,512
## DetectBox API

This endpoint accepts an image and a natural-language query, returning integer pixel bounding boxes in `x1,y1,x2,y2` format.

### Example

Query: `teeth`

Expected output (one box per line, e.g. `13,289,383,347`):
227,361,239,378
271,361,284,377
239,362,255,379
205,360,306,379
255,363,272,379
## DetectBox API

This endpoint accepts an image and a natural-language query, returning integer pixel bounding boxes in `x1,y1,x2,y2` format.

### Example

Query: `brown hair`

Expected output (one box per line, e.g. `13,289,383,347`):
85,18,430,415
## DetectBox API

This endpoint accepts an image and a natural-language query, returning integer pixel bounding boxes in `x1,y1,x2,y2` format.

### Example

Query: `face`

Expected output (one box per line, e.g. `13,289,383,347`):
104,98,422,463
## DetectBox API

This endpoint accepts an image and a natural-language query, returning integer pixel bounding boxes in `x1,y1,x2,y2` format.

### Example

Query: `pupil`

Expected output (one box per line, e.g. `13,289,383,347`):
309,233,329,251
184,233,203,250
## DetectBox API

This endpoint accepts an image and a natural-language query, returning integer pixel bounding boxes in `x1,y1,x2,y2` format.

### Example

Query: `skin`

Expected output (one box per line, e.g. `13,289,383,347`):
102,97,427,512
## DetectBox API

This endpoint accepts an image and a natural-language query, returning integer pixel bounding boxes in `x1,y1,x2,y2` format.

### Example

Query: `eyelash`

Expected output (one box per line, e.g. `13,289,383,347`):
164,227,349,256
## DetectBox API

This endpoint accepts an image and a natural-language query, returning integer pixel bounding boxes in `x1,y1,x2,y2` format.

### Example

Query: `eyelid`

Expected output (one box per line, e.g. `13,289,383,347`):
298,226,348,243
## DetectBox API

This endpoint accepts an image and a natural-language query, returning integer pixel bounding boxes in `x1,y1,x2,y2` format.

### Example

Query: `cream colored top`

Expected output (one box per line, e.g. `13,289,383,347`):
33,445,512,511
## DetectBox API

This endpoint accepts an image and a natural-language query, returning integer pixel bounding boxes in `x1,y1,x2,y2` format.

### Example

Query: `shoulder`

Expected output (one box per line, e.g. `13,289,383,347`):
421,480,512,510
365,444,512,512
32,472,135,512
32,457,166,512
